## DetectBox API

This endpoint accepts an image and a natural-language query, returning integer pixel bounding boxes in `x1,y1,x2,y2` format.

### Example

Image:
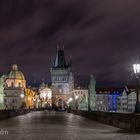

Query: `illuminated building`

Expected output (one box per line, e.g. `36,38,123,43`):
71,86,88,110
96,87,137,113
117,88,128,112
0,75,7,110
108,92,121,112
4,64,26,109
127,91,136,112
24,87,38,109
5,64,26,88
96,88,121,112
116,86,137,113
39,83,52,108
96,94,109,111
50,47,74,109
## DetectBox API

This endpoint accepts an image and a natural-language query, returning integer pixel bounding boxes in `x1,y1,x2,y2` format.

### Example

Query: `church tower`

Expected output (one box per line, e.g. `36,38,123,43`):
50,47,74,109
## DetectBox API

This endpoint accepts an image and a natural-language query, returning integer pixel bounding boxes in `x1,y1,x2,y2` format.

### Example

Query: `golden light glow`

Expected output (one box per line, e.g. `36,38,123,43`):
133,64,140,74
21,94,24,98
75,95,79,99
25,88,38,109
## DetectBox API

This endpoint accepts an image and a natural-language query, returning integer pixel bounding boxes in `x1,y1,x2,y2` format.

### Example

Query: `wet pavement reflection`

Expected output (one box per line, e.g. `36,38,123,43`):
0,111,139,140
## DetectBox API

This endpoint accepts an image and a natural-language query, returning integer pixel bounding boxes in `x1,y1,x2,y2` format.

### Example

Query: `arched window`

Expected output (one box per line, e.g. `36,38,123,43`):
18,83,21,87
11,82,14,87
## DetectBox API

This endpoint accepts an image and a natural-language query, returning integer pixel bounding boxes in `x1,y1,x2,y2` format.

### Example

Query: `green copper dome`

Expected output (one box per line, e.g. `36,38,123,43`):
8,64,25,80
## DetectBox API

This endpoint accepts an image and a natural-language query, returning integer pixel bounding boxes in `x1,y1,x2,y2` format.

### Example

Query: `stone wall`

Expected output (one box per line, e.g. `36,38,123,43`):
0,109,30,120
71,110,140,133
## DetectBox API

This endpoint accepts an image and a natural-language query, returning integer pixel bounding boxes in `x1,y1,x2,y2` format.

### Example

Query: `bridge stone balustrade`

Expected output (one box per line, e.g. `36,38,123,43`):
0,109,30,120
71,110,140,133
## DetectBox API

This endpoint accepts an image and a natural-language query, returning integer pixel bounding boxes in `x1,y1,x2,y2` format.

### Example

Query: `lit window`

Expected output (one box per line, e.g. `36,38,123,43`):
18,83,21,87
11,82,14,87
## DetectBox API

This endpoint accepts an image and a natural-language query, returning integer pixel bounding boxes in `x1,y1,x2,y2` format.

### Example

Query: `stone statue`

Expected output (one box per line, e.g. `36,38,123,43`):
78,94,88,111
88,74,96,111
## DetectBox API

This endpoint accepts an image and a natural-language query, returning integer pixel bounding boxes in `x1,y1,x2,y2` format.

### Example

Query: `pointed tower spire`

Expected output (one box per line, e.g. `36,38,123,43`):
69,55,72,67
53,47,67,68
13,60,17,64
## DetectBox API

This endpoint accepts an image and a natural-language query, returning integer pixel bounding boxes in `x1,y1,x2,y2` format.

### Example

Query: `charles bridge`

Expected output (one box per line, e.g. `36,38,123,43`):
0,109,140,134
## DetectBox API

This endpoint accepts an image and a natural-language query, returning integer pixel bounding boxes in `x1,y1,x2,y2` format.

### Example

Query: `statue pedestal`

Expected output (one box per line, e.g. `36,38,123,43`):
89,95,96,111
135,103,140,113
78,102,88,111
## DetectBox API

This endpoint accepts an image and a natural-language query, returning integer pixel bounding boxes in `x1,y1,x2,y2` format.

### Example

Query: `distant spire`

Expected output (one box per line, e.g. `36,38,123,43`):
53,47,67,68
69,55,72,67
12,64,18,70
13,60,17,64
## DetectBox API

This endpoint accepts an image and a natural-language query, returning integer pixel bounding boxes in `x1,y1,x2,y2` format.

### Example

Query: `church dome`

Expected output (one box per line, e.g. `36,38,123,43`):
8,64,25,80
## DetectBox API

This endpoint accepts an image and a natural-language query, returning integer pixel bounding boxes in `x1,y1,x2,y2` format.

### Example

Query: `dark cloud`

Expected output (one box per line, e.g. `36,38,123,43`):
0,0,140,87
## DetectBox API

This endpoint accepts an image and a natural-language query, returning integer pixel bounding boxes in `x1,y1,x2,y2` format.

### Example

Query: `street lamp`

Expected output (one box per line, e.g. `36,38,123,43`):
133,64,140,113
68,97,73,102
37,99,41,109
20,93,24,98
67,97,73,112
28,97,31,109
33,98,36,109
88,91,91,111
74,96,79,110
75,95,79,100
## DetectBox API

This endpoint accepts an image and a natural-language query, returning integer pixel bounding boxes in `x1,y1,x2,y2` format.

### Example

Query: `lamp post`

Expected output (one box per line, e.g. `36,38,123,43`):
67,97,73,112
33,98,36,110
88,91,91,111
28,97,31,109
37,99,40,109
75,95,79,110
75,95,79,100
133,64,140,113
20,93,25,109
21,93,24,98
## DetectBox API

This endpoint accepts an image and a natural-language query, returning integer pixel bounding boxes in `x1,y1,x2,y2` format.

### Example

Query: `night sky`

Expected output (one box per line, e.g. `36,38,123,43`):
0,0,140,87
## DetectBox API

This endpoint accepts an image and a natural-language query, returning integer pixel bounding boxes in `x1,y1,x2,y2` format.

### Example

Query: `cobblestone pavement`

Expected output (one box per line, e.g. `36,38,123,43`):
0,111,139,140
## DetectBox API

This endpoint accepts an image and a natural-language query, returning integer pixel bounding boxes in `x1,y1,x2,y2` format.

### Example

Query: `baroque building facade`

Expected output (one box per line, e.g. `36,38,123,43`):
50,48,74,109
71,86,88,110
95,86,137,113
4,64,26,109
96,88,122,112
25,87,37,109
117,88,128,112
0,75,7,110
39,82,52,108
